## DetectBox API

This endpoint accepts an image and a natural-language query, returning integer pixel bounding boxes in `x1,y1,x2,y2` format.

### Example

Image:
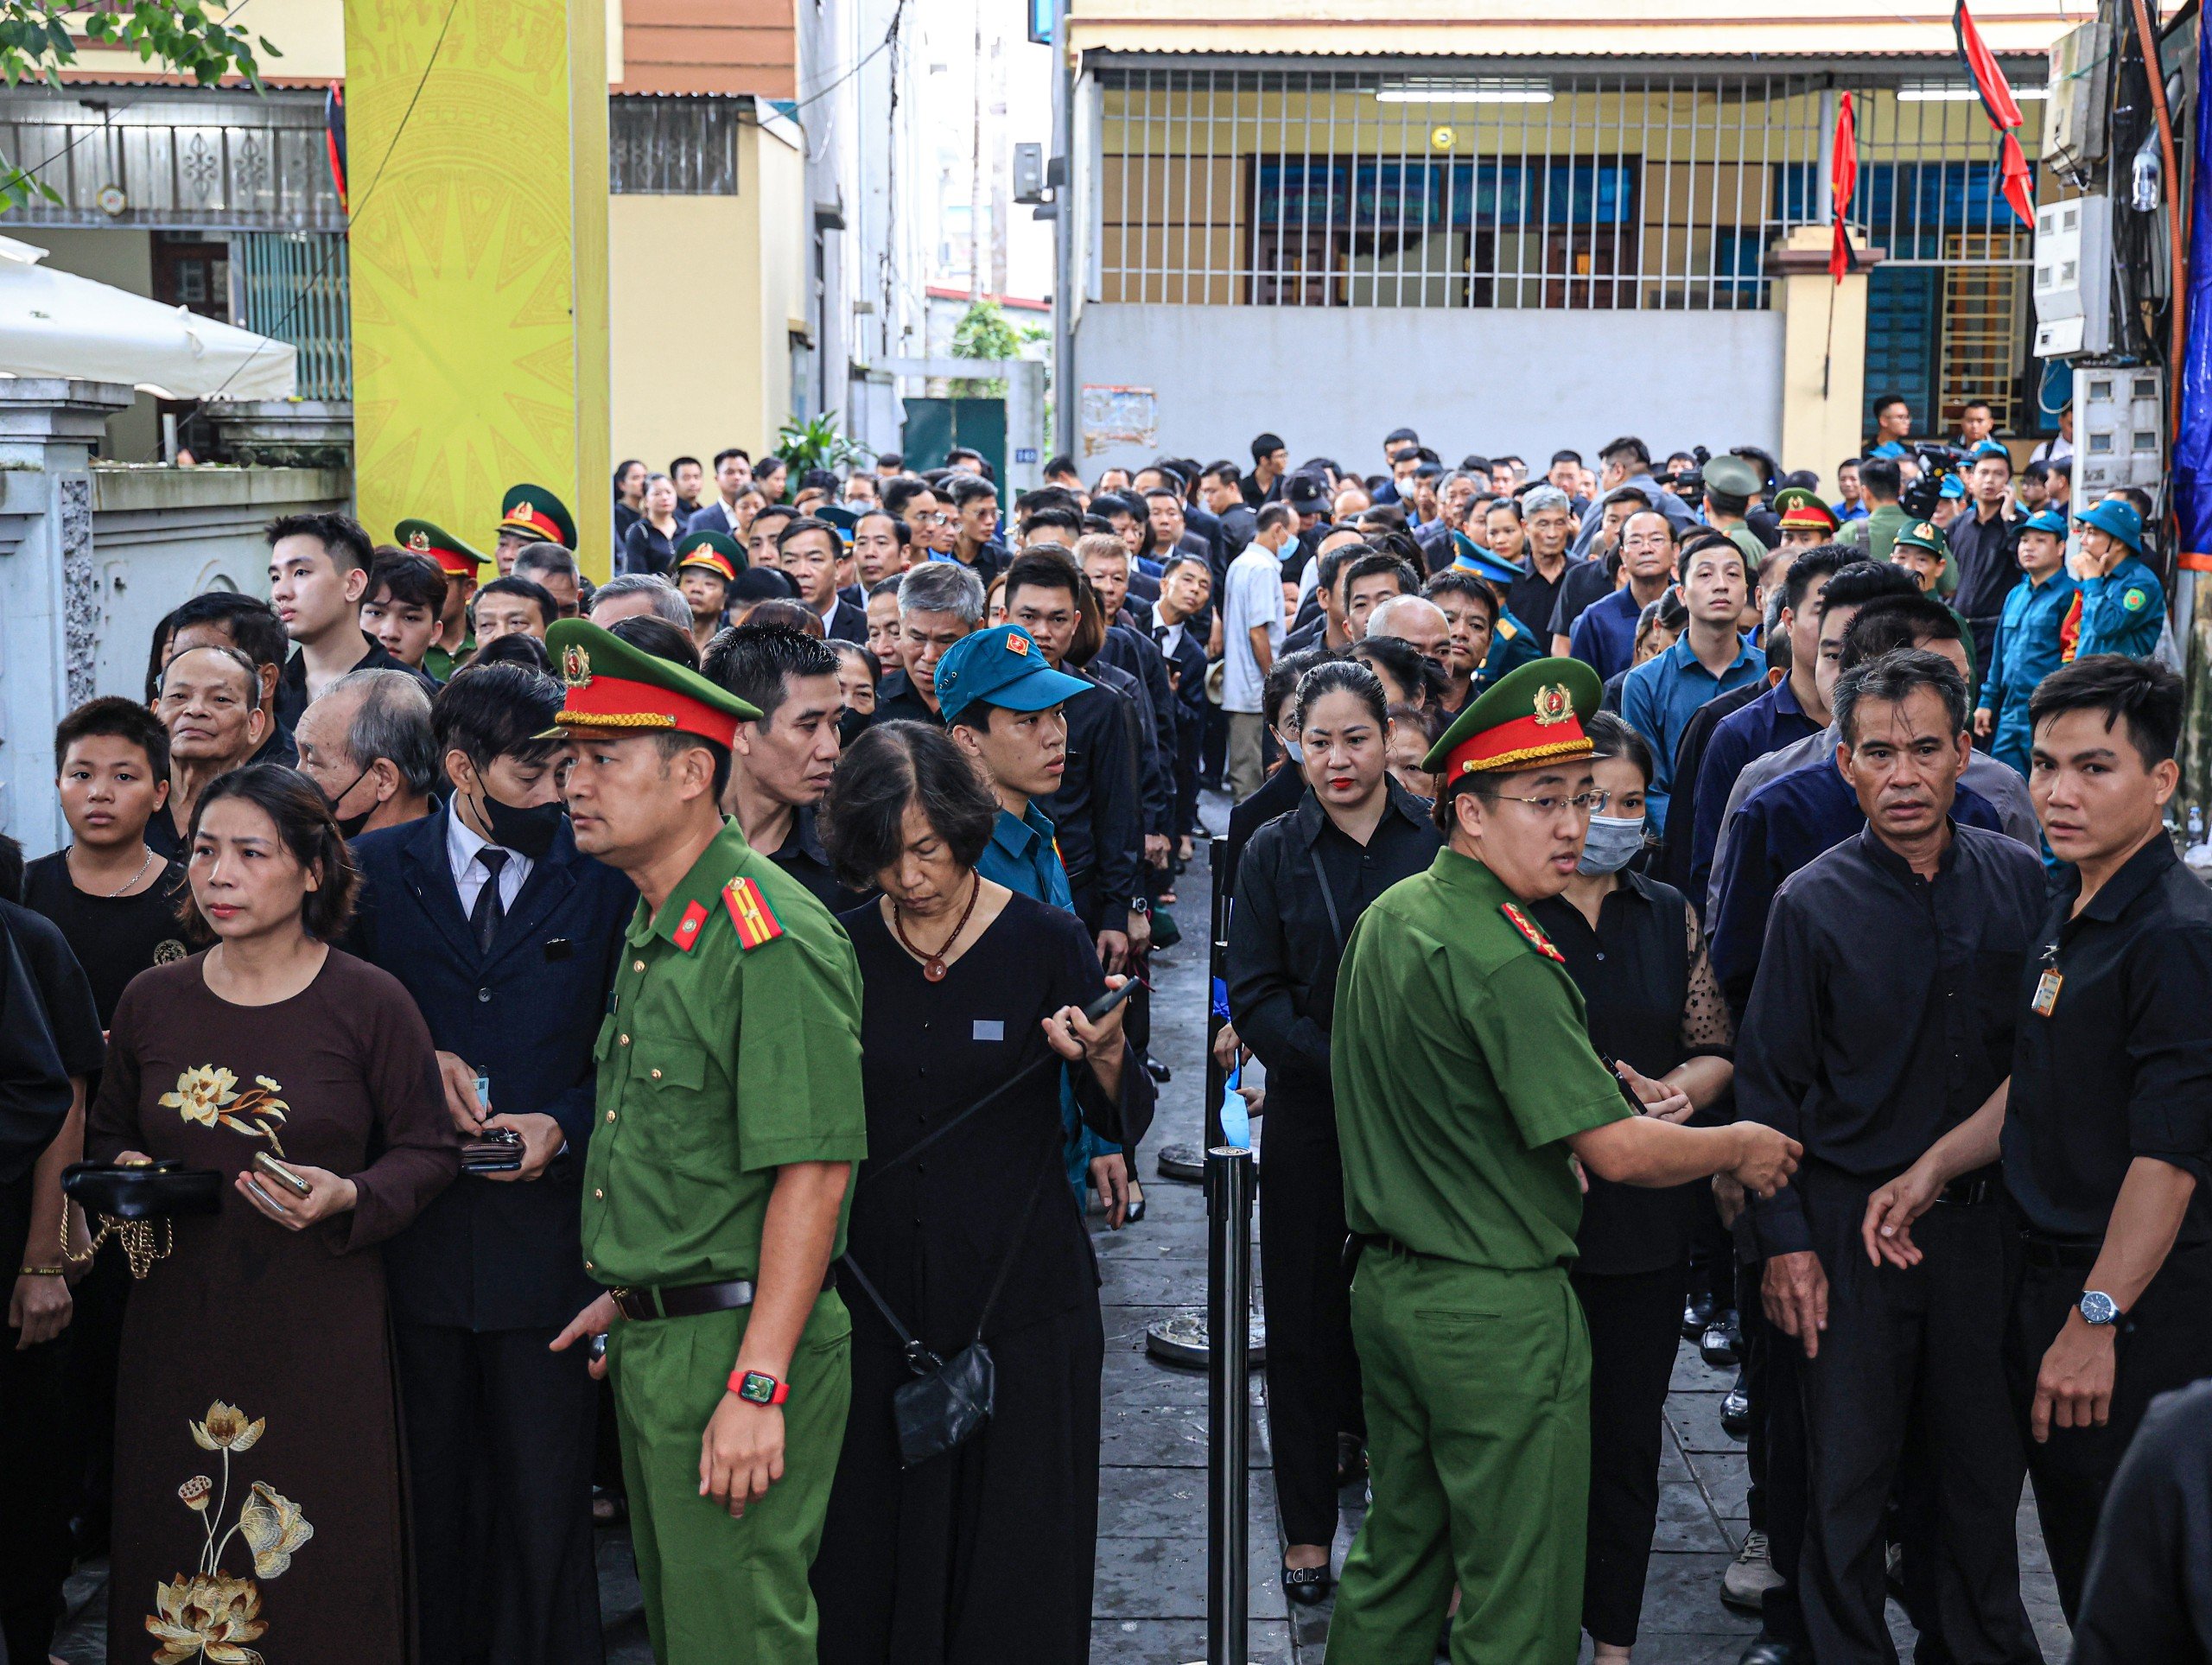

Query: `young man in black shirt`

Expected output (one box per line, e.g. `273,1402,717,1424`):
1739,649,2045,1664
1859,655,2212,1620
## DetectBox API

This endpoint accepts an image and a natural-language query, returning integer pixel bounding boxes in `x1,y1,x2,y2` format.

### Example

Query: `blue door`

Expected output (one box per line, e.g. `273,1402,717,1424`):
1864,266,1939,444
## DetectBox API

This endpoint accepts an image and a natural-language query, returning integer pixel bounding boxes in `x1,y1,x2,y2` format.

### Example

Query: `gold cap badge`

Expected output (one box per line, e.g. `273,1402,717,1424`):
1532,683,1573,726
407,531,429,552
562,644,591,687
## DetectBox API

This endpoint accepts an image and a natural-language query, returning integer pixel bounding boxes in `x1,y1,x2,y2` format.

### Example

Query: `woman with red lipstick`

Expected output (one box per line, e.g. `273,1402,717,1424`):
86,766,456,1664
1227,660,1441,1604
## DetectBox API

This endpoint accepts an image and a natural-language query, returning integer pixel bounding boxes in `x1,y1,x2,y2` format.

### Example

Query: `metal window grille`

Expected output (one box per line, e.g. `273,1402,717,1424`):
233,232,351,401
610,97,741,195
1095,67,2040,311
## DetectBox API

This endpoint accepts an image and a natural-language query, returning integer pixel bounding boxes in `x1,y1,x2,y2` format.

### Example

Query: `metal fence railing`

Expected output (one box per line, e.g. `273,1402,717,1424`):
1096,67,2043,311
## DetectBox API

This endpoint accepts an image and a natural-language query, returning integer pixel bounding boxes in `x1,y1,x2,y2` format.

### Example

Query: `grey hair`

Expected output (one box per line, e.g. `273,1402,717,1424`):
513,543,578,582
1832,646,1968,749
588,573,691,626
1522,484,1573,518
898,560,986,625
324,668,438,795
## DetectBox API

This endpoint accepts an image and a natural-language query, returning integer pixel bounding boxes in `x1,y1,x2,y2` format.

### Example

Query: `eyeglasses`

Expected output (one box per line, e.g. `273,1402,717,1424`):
1488,788,1611,817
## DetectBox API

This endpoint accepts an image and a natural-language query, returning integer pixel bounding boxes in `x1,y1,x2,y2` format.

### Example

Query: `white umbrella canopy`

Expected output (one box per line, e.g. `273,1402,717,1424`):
0,235,296,400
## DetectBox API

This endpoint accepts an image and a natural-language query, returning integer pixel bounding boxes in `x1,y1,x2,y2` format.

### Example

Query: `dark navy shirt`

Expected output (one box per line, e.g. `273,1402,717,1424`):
1688,677,1823,919
1707,759,2007,1019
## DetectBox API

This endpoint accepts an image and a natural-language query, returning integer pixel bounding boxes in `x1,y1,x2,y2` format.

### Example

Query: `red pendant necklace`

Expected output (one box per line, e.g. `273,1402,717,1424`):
893,873,982,982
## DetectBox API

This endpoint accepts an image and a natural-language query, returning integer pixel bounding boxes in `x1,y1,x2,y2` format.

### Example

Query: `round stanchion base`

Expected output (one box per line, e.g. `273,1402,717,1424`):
1156,1143,1206,1182
1144,1306,1268,1370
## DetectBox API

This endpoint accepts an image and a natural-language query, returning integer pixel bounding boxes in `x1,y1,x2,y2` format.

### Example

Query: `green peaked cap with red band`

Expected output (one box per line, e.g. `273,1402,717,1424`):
1421,655,1602,778
499,484,577,550
675,529,746,581
539,618,759,745
395,518,488,576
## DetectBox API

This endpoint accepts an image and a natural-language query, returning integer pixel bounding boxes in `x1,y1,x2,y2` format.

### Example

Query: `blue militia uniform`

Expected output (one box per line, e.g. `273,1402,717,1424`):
1981,569,2079,776
2075,555,2164,661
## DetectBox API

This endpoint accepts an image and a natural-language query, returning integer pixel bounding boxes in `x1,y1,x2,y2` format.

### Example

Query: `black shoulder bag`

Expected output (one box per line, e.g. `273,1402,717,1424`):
839,978,1139,1468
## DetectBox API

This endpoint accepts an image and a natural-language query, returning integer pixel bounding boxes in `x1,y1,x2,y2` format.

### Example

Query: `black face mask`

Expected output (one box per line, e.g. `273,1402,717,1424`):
325,764,376,841
475,784,563,861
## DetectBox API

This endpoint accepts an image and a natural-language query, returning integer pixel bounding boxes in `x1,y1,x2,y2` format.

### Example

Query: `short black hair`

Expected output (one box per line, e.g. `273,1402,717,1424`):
2029,654,2183,768
1002,550,1083,605
607,614,702,669
774,514,843,556
1350,633,1434,706
434,663,563,774
753,503,800,537
671,454,702,474
713,447,751,470
1315,538,1375,600
1549,448,1585,467
702,623,841,723
368,550,448,614
512,543,579,585
474,575,557,630
880,476,934,521
856,509,912,549
1598,435,1650,467
1779,544,1857,612
1043,453,1077,479
470,632,553,673
1202,460,1241,486
1833,646,1969,748
56,695,170,778
876,450,904,471
188,764,359,944
947,474,999,511
1810,557,1915,618
0,834,19,906
1872,391,1910,418
265,511,374,577
798,467,840,495
1022,505,1084,541
1423,569,1499,620
819,720,997,889
1961,398,1993,415
730,567,800,607
1160,550,1210,581
1250,432,1286,461
1840,593,1961,668
1859,455,1903,500
168,591,289,677
1343,550,1419,600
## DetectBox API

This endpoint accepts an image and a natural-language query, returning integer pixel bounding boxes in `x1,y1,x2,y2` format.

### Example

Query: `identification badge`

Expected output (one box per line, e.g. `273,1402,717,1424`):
972,1020,1004,1041
2031,969,2063,1017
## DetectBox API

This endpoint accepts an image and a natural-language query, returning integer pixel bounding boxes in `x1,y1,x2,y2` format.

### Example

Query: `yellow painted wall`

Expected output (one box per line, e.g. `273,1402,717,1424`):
346,0,613,575
609,192,763,467
751,116,805,439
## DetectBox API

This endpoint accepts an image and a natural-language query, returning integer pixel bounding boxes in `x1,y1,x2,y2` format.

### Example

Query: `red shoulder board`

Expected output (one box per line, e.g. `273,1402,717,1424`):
672,899,712,954
723,875,785,951
1500,901,1566,964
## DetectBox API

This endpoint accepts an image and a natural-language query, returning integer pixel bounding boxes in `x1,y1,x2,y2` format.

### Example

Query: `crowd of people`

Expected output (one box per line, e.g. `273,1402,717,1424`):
0,395,2202,1665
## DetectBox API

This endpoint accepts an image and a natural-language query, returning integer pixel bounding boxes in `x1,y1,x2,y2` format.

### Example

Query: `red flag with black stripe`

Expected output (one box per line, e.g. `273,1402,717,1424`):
1954,0,2036,227
324,81,348,213
1830,92,1859,283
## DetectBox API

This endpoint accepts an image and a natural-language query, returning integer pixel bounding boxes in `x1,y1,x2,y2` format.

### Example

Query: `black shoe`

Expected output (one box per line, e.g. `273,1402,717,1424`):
1682,1290,1717,1340
1122,1195,1147,1224
1721,1369,1751,1437
1335,1433,1368,1490
1281,1561,1332,1605
1700,1308,1742,1369
1145,1054,1173,1084
1738,1643,1805,1665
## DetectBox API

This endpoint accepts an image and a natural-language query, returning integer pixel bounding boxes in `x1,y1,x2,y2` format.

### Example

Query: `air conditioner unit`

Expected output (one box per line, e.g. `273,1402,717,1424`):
2031,195,2111,359
2044,18,2111,187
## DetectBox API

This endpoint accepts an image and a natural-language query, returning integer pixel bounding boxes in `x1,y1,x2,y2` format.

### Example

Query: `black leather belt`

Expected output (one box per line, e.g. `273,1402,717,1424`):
2018,1233,2102,1269
611,1267,836,1322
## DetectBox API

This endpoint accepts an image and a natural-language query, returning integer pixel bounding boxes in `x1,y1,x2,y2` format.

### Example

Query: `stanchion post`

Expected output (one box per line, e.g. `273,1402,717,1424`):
1205,837,1230,1150
1205,1143,1255,1665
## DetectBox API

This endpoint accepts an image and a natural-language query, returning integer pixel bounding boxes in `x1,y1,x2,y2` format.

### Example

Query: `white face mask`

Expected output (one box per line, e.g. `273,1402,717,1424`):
1284,739,1305,763
1577,813,1646,876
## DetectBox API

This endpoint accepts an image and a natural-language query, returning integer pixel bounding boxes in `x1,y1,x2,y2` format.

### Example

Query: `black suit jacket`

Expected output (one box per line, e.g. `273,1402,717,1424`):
349,810,636,1331
824,596,868,644
687,499,744,536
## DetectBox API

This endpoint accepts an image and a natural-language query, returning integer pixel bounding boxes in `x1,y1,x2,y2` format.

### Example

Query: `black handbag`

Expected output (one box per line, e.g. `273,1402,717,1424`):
840,1147,1055,1468
60,1159,226,1279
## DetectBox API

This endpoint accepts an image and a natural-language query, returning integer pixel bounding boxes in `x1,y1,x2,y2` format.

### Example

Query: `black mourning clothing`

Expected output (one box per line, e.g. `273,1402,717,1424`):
21,855,191,1029
1229,782,1440,1548
812,891,1154,1665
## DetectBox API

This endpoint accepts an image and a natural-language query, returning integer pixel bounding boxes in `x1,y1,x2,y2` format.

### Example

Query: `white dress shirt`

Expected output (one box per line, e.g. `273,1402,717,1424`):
448,807,533,918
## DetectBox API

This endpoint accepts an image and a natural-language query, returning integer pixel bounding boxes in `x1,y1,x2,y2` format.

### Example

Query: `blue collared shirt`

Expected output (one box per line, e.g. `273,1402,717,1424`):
1619,635,1764,834
975,802,1074,911
2076,554,2164,663
1567,586,1643,683
1687,676,1822,919
1982,566,2079,774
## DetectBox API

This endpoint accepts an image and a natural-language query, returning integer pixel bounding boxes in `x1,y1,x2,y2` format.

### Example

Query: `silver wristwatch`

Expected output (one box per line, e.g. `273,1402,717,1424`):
2077,1290,2121,1326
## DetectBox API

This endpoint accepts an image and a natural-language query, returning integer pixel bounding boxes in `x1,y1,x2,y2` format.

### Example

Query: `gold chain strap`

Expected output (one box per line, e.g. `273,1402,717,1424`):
63,1207,175,1281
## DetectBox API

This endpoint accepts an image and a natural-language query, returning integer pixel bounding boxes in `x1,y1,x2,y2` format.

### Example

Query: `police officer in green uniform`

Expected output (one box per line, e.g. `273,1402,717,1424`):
497,484,581,574
396,518,487,682
544,619,868,1664
1326,658,1801,1664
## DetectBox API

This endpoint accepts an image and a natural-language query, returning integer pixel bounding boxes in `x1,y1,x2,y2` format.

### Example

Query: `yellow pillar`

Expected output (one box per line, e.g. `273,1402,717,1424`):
1770,224,1885,489
346,0,612,578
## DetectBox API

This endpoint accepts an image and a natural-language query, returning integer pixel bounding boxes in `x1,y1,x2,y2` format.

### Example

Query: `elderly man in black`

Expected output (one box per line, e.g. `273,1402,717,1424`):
1738,648,2044,1665
1860,655,2212,1623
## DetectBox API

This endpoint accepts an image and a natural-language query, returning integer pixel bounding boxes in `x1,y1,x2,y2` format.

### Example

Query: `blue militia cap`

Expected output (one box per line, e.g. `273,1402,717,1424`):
1938,472,1967,499
2075,497,2144,551
1452,542,1525,588
934,625,1090,724
2022,509,2069,537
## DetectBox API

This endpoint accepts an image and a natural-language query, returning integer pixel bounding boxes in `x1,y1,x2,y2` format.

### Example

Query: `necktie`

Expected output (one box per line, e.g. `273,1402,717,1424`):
469,848,509,954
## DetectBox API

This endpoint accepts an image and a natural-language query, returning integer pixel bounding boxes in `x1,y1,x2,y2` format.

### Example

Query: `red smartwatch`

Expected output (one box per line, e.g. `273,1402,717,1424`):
730,1369,789,1406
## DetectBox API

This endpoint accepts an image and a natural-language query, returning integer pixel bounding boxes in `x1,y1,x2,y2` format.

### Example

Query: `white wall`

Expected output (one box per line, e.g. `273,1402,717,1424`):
1071,303,1785,479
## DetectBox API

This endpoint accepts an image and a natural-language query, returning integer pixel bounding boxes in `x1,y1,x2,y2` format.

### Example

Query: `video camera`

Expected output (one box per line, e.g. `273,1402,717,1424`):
1899,442,1972,519
1669,445,1712,504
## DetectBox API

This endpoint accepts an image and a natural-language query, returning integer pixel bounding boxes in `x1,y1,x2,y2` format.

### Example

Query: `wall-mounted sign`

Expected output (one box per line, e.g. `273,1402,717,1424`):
1080,384,1157,456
